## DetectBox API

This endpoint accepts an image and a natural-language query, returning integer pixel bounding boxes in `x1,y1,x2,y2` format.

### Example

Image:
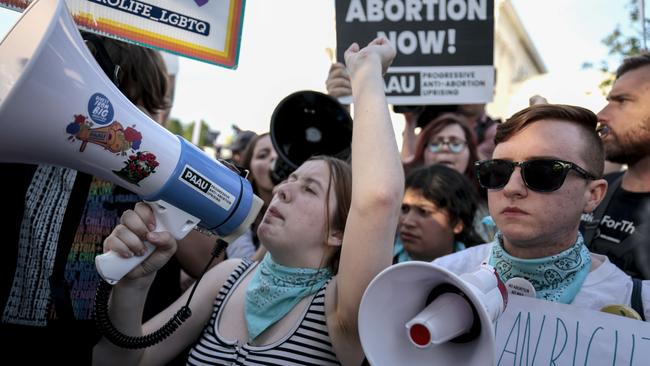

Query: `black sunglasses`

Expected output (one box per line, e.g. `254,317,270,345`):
475,159,597,192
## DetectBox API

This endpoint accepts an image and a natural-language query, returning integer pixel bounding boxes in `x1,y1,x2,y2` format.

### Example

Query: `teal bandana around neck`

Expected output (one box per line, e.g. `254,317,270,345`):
245,253,332,341
393,237,466,263
488,231,591,304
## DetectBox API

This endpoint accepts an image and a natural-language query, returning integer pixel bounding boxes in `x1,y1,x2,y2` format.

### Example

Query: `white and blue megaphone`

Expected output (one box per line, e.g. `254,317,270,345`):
0,0,263,284
359,262,508,365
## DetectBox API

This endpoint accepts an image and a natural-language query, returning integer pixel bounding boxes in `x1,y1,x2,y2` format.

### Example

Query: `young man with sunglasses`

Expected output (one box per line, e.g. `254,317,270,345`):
581,53,650,280
433,104,650,319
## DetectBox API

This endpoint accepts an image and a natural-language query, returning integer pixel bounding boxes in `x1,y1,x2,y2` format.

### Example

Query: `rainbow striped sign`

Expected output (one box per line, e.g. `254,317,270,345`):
1,0,245,69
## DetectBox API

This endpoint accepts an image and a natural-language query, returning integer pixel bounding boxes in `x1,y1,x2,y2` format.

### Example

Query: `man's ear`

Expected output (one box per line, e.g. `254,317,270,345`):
327,230,343,247
452,221,464,235
584,178,608,213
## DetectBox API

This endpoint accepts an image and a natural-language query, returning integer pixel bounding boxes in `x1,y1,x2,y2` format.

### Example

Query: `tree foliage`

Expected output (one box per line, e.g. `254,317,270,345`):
164,118,218,147
583,0,649,89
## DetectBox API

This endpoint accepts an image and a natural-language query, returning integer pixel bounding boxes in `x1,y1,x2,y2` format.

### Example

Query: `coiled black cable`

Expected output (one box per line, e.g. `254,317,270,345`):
94,238,229,349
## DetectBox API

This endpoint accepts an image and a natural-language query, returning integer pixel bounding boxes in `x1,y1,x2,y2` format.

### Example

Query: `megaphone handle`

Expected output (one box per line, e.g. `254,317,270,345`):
95,200,201,284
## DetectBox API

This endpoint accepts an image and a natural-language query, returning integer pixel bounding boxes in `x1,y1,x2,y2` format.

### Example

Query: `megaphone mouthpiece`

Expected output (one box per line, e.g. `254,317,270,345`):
406,290,475,348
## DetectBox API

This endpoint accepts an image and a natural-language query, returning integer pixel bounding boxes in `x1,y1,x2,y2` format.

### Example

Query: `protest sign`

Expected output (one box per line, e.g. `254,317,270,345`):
1,0,245,68
335,0,494,104
495,295,650,365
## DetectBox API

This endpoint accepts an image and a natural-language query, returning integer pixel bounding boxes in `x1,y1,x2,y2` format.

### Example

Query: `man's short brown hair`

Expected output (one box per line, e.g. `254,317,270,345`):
495,104,604,178
616,52,650,79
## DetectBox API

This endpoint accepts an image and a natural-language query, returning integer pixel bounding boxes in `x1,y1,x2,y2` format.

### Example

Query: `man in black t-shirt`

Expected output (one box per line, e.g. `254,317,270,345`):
581,53,650,279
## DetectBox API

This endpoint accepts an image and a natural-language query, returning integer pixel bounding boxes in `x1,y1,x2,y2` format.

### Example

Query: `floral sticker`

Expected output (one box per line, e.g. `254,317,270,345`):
113,151,160,186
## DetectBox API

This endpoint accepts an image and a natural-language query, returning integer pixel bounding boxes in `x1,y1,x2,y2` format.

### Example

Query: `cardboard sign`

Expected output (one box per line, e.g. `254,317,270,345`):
335,0,494,104
1,0,245,68
495,295,650,365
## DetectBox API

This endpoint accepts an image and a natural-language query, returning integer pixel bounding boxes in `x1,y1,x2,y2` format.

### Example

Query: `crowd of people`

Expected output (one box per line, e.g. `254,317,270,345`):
2,17,650,366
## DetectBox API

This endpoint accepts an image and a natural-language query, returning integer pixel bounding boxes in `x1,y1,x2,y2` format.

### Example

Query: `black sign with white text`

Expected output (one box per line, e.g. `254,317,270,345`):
335,0,494,104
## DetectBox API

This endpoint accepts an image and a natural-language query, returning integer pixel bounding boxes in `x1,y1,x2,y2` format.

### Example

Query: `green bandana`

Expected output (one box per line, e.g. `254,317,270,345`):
244,253,332,340
488,231,591,304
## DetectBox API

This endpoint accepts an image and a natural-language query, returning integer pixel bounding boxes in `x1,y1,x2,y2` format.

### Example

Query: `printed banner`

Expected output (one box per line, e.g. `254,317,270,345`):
335,0,494,104
1,0,245,68
495,295,650,365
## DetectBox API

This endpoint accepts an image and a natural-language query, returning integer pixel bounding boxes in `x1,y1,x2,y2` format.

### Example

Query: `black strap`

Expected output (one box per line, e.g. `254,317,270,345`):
583,175,623,245
631,278,646,321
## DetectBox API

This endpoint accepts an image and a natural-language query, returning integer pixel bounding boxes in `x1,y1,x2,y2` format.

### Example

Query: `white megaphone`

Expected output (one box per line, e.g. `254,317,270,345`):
0,0,263,284
359,262,508,365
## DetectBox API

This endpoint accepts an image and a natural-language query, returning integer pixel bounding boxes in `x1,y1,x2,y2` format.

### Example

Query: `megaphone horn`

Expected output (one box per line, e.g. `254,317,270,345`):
359,262,507,366
269,90,352,184
0,0,263,284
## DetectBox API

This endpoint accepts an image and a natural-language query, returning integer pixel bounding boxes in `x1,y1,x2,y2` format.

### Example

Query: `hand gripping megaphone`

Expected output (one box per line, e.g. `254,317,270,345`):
359,262,508,365
269,90,352,184
0,0,263,284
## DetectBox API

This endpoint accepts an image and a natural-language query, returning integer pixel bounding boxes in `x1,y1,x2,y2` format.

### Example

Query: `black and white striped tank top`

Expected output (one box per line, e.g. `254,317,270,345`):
187,259,341,366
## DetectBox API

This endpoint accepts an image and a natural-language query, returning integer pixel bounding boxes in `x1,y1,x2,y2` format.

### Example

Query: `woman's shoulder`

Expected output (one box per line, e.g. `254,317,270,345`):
204,258,251,284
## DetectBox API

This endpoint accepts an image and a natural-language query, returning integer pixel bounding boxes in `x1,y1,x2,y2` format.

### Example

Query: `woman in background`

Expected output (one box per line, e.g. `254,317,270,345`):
395,164,483,263
226,133,278,260
404,113,495,242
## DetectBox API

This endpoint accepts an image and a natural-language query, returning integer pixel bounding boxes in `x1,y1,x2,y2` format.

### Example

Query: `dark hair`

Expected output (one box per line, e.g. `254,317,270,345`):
240,132,270,193
616,52,650,79
414,105,459,127
307,155,352,274
240,133,272,248
405,165,483,247
231,130,258,154
496,104,604,177
406,113,480,191
100,38,170,116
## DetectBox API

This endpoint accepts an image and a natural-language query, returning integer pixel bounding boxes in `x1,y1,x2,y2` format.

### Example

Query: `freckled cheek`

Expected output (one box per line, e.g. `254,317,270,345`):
487,193,505,217
535,193,579,226
297,205,326,227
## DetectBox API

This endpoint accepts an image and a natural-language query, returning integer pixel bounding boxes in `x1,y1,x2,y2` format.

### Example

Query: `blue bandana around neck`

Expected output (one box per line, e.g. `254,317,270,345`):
245,253,332,340
488,231,591,304
393,237,466,263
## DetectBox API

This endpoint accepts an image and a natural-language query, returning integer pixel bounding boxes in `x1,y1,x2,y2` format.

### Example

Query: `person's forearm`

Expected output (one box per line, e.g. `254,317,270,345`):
350,58,403,207
93,275,155,365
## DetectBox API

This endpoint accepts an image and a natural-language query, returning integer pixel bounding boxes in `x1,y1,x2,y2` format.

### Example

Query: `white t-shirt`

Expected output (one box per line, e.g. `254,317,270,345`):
433,243,650,321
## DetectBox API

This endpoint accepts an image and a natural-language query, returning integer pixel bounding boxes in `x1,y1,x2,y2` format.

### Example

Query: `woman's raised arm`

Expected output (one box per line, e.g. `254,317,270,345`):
329,37,404,347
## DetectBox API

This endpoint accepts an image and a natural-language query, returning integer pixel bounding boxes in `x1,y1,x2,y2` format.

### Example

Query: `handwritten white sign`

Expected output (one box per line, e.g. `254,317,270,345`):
495,295,650,366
